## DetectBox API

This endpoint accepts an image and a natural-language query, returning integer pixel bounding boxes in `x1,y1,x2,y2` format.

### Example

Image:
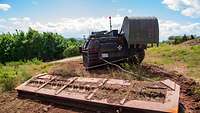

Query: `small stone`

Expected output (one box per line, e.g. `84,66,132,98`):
43,107,48,112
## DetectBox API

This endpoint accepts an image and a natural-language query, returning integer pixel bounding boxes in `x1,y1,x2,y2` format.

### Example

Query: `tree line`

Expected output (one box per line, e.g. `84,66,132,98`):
0,28,83,63
163,34,199,44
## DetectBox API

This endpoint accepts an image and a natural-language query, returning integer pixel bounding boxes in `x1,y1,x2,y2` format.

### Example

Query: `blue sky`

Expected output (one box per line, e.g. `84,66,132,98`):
1,0,200,40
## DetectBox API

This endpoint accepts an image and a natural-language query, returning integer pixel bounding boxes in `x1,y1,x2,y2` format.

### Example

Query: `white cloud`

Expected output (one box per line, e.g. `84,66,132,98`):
0,15,124,37
30,15,124,36
1,16,200,40
162,0,200,18
23,17,31,21
159,19,200,40
0,4,11,11
8,18,17,21
8,17,30,21
0,18,6,22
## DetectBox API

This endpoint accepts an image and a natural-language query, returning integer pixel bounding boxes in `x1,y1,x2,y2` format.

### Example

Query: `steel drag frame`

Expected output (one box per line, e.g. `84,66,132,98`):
16,73,180,113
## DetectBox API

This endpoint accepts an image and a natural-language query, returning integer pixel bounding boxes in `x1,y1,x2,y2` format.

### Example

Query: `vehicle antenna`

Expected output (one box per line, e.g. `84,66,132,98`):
109,16,112,31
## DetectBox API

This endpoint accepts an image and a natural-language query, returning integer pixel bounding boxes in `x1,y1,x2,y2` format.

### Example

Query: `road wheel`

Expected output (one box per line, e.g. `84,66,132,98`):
129,49,145,65
134,49,145,65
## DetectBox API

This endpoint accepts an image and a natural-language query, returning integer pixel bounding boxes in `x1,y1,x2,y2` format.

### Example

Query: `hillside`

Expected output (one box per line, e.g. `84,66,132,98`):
144,40,200,82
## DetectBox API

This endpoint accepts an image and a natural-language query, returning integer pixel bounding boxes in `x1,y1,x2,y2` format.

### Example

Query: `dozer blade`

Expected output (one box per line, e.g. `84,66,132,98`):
16,73,180,113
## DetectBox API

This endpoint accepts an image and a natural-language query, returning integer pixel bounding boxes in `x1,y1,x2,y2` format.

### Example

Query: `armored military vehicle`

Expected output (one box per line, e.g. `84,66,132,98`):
80,16,159,69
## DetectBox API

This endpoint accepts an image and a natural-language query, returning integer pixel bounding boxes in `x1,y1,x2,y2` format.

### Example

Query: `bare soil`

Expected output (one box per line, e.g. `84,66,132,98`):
91,88,128,104
91,81,167,104
127,81,167,103
0,91,91,113
0,60,200,113
182,39,200,46
142,64,200,113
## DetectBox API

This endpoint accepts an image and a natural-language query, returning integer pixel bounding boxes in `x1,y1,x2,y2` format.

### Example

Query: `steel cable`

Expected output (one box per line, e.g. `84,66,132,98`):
99,57,153,82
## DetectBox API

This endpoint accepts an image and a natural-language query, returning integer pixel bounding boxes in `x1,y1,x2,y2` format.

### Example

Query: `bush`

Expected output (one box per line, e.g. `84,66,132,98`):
0,29,84,63
0,67,18,91
0,28,67,63
63,38,83,57
0,59,42,91
167,34,198,45
63,46,80,57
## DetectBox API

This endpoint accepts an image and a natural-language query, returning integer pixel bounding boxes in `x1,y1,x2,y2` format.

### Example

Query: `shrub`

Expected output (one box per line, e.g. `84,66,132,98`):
0,60,41,91
63,46,80,57
0,28,67,62
0,67,18,91
167,35,198,45
63,38,83,57
48,63,77,77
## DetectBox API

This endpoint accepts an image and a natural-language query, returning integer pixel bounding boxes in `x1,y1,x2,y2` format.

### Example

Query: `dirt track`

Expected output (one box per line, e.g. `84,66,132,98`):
0,59,200,113
48,56,81,64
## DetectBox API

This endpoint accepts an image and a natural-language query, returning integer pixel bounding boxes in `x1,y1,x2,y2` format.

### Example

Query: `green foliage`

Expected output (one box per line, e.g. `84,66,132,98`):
174,36,184,44
191,35,195,39
0,59,58,91
0,65,31,91
145,44,200,82
63,38,83,57
63,47,79,57
121,63,132,70
192,86,200,96
0,66,18,91
167,34,198,45
0,61,33,91
0,28,83,63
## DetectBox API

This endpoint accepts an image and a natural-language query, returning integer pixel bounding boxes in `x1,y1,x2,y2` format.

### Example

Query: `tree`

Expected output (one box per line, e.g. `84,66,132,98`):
191,35,195,39
0,28,70,62
182,34,188,41
168,36,175,40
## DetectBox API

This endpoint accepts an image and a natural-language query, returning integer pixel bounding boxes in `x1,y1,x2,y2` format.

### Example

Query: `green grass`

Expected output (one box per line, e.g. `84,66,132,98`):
0,59,58,91
144,44,200,82
192,86,200,96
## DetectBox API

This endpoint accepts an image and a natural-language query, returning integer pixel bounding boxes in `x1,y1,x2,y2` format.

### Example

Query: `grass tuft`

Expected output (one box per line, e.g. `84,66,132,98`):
0,59,56,92
48,63,78,77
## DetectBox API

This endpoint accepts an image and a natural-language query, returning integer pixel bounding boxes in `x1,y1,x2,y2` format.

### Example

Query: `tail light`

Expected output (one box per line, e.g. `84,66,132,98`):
88,48,97,53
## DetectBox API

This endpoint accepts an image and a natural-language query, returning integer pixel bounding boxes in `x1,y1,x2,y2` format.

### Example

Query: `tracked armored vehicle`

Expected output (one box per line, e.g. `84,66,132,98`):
80,16,159,69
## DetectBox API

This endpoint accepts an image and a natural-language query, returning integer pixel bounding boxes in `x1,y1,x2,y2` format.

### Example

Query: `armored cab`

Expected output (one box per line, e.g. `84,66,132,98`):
81,16,159,69
121,16,159,46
